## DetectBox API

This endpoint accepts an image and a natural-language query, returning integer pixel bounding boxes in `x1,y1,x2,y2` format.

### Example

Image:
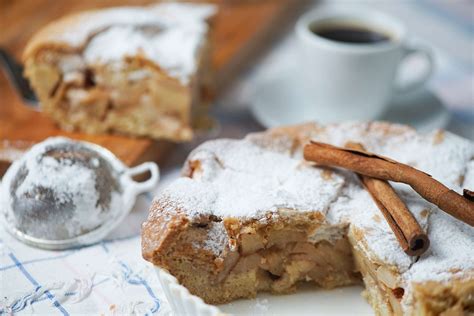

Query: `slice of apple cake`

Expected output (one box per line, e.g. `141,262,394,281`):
23,3,216,141
142,122,474,315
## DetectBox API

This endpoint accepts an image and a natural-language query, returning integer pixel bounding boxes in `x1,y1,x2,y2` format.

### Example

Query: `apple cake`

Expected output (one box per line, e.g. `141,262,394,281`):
142,122,474,315
23,3,216,141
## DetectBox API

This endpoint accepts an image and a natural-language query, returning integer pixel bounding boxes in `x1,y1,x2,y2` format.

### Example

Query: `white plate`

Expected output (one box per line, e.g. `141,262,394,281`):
156,267,373,316
250,74,450,132
219,284,372,315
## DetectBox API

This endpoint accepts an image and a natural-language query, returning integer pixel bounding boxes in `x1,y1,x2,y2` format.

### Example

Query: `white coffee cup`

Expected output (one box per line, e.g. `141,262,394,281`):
296,8,434,123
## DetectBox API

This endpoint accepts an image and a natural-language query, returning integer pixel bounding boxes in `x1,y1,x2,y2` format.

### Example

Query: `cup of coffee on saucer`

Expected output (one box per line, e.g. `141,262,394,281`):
294,8,434,123
250,8,441,129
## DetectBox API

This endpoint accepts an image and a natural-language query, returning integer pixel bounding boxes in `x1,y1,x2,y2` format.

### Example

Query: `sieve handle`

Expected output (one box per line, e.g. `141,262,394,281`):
126,162,160,195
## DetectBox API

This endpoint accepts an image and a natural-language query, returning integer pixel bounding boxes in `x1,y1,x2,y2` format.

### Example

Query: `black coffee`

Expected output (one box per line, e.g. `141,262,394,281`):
312,25,390,44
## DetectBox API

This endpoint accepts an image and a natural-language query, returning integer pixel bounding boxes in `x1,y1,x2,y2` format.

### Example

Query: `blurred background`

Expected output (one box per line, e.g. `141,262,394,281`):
1,0,473,145
218,0,474,139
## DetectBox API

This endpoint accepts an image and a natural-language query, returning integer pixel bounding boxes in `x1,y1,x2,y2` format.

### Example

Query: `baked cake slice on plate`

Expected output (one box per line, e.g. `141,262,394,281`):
142,122,474,315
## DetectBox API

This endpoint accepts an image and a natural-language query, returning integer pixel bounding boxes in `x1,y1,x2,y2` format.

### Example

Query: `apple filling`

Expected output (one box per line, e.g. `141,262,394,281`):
150,214,361,304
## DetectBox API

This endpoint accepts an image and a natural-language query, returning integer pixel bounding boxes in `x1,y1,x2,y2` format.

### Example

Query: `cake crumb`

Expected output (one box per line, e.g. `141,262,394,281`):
420,209,429,218
372,214,382,223
322,168,333,180
433,130,445,144
255,298,269,312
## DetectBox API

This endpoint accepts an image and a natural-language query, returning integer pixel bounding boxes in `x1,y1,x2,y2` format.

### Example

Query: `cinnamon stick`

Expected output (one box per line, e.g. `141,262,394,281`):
303,141,474,227
464,189,474,202
345,142,429,256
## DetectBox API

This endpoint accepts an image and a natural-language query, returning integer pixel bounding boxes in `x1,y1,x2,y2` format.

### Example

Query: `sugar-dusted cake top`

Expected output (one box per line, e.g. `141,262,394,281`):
147,122,474,288
23,3,217,83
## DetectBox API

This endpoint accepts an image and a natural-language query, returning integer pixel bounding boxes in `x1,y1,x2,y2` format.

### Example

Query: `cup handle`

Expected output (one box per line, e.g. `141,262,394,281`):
125,162,160,195
394,43,434,94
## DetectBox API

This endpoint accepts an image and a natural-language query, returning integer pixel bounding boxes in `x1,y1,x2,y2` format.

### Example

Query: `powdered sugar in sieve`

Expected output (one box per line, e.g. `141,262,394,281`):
1,137,159,249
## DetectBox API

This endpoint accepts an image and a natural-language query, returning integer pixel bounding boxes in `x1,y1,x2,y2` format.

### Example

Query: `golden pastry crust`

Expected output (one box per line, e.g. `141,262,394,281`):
23,12,93,61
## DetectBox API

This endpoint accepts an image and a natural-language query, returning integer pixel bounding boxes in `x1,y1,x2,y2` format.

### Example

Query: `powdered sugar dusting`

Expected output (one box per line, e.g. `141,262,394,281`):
254,298,269,312
405,211,474,281
202,221,229,256
463,160,474,189
44,3,215,47
147,122,474,305
161,139,344,219
84,22,208,83
34,3,216,84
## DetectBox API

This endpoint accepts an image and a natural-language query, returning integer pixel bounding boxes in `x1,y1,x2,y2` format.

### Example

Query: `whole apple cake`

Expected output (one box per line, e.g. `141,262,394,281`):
23,3,216,141
142,122,474,315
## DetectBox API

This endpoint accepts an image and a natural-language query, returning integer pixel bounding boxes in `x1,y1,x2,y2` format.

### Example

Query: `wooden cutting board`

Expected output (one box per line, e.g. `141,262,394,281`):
0,0,303,175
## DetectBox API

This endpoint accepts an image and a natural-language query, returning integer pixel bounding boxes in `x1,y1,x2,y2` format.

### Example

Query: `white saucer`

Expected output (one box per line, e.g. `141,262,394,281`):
250,75,451,132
